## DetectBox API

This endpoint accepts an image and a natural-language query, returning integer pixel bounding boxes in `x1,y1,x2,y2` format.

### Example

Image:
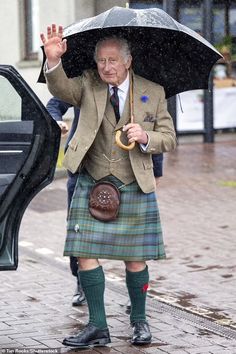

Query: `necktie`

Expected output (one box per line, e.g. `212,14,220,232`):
110,86,120,122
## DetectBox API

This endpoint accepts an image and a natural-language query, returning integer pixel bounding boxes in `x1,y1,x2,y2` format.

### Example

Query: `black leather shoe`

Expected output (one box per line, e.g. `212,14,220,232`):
72,284,86,306
62,323,111,348
131,320,152,345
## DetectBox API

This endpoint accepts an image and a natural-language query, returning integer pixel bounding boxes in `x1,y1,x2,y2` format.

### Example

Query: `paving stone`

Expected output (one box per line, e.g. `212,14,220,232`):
185,346,227,353
14,337,43,346
0,323,11,331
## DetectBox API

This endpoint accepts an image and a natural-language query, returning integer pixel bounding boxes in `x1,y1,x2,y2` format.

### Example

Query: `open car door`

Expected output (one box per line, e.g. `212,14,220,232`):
0,65,60,270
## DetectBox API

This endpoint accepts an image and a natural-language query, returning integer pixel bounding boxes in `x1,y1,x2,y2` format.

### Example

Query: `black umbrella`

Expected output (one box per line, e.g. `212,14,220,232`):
38,6,222,98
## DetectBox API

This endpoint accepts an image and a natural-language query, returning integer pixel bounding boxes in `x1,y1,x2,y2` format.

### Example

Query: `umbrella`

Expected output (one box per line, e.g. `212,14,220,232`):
38,6,222,98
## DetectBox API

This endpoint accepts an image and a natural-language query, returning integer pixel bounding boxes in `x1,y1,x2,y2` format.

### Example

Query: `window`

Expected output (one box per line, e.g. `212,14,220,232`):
21,0,39,61
130,0,163,9
229,5,236,36
177,1,203,34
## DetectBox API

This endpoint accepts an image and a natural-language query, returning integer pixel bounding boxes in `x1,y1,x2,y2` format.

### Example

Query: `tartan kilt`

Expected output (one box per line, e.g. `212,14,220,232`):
64,172,166,261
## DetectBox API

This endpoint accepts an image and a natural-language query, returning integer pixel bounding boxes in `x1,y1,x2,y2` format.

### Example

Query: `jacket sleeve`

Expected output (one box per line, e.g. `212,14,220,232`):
44,62,84,107
46,97,73,121
144,86,177,154
152,153,163,177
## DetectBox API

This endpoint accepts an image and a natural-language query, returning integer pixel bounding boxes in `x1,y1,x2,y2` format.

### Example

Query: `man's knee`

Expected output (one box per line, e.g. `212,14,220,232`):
78,258,99,270
125,261,146,272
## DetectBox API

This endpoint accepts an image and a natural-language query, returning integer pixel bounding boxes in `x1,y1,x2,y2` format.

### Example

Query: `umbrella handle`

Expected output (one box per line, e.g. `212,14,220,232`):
115,70,136,151
115,130,135,151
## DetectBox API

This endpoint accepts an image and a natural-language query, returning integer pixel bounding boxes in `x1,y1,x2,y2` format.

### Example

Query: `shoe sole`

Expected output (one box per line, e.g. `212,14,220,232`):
63,338,111,348
72,301,86,306
131,339,152,345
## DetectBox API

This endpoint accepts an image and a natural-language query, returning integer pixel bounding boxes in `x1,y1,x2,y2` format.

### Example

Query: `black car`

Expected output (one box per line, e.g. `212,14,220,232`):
0,65,60,271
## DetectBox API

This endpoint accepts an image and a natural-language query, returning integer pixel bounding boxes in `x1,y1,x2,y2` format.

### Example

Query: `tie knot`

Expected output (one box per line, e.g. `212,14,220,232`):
112,86,118,94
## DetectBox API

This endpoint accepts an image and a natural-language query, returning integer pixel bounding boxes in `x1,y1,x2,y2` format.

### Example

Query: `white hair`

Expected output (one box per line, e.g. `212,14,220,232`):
94,36,131,64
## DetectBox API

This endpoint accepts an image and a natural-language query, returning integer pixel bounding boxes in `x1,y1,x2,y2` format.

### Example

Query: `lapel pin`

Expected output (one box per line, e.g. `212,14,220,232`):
141,95,149,103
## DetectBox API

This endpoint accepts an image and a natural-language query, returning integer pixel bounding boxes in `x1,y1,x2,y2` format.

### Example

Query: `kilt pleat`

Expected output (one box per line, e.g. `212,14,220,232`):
64,172,166,261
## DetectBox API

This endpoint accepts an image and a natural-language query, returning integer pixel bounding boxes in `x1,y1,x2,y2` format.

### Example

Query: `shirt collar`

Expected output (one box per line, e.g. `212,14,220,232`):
109,71,130,95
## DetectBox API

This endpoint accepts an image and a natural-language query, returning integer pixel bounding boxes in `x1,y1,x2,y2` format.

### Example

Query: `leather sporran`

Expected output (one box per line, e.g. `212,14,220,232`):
89,181,121,221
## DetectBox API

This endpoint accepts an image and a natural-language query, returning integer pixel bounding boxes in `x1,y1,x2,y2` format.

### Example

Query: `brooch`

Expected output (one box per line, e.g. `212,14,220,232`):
140,95,149,103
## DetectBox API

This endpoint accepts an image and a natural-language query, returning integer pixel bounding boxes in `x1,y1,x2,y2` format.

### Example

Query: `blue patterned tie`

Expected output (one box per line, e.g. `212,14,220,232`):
110,86,120,122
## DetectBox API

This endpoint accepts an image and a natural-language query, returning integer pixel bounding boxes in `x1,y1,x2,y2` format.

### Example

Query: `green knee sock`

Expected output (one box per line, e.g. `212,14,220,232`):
79,266,107,329
126,266,149,323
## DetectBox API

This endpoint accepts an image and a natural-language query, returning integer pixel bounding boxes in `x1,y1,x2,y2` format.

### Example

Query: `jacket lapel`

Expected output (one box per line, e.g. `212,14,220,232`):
93,80,108,126
115,92,130,130
115,72,149,130
132,74,149,125
104,100,117,128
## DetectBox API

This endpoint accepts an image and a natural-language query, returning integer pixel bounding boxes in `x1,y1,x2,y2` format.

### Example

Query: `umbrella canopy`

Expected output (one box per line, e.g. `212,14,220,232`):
38,6,222,98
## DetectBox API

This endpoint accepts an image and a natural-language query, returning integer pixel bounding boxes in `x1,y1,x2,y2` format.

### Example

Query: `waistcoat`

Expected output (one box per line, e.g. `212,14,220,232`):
83,90,136,184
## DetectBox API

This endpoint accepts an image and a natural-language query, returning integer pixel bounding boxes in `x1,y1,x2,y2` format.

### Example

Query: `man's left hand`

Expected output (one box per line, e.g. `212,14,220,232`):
123,123,148,145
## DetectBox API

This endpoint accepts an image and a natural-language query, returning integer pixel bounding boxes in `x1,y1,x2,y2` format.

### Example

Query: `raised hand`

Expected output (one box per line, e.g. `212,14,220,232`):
40,24,67,69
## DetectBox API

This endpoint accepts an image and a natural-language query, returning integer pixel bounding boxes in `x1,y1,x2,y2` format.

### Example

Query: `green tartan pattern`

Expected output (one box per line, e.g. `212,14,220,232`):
64,172,166,261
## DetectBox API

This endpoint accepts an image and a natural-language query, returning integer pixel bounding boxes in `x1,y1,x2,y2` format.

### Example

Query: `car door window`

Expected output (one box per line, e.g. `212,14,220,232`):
0,75,35,258
0,76,21,121
0,77,20,198
0,76,33,199
0,66,60,270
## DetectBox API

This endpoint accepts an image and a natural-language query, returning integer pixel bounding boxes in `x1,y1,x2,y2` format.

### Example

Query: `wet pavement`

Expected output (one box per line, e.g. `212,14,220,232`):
0,134,236,353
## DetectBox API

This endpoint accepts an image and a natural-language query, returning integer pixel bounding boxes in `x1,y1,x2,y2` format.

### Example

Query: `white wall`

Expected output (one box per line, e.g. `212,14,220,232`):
38,0,75,35
0,1,20,65
74,0,95,21
21,0,76,106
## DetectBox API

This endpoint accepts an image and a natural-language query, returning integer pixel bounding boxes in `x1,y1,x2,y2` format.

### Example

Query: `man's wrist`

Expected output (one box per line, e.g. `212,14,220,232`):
45,59,61,73
47,59,60,69
139,132,150,152
141,131,148,144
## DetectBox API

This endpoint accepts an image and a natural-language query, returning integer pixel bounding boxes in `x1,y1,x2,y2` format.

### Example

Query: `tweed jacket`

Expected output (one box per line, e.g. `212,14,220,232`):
45,63,176,193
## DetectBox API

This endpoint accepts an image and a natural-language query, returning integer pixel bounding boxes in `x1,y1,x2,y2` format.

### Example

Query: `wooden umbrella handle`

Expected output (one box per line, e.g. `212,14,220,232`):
115,71,135,151
115,130,135,150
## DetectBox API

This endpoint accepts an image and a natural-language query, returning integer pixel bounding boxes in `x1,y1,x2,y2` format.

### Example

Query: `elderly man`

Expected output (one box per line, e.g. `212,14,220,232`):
40,24,176,348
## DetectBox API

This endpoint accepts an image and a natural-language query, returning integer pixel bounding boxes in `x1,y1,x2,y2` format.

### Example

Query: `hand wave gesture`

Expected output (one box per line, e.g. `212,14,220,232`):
40,24,67,68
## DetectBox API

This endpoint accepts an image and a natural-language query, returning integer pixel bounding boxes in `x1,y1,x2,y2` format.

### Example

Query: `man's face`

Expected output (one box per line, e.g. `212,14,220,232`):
96,40,132,86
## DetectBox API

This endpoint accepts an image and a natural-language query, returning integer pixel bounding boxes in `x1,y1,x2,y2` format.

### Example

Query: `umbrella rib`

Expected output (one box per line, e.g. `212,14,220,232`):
164,12,181,31
102,7,136,28
101,7,116,28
